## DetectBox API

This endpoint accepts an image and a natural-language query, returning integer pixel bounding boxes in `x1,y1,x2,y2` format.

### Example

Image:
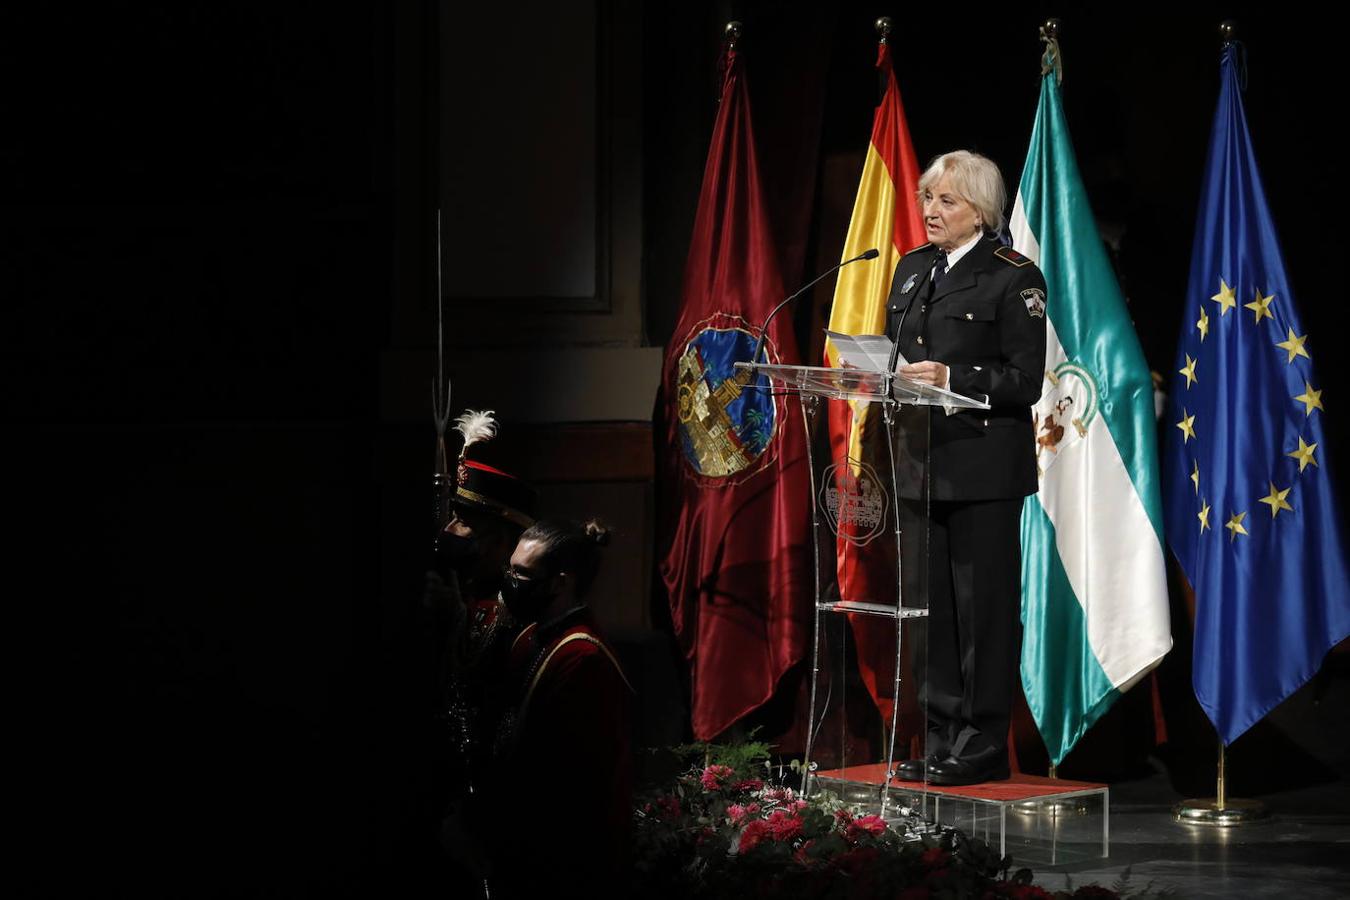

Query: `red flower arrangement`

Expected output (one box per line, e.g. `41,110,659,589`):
633,740,1146,900
726,802,760,825
700,764,735,791
845,813,887,842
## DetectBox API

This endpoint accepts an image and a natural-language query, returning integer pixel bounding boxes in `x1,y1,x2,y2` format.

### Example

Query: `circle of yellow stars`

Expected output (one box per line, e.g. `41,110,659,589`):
1184,277,1323,541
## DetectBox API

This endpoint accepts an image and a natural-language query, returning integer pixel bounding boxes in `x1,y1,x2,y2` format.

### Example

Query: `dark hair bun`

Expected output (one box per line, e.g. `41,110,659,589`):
584,520,612,547
518,517,609,599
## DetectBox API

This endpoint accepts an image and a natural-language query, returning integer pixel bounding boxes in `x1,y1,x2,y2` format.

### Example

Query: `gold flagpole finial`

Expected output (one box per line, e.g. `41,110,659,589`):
1219,20,1237,46
724,21,743,49
1039,18,1064,83
875,16,893,45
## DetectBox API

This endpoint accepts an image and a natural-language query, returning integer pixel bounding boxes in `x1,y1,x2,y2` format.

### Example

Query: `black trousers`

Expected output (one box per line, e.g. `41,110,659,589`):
904,497,1024,761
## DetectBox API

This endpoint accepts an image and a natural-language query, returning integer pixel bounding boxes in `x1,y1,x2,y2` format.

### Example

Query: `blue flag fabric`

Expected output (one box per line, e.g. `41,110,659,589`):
1162,45,1350,745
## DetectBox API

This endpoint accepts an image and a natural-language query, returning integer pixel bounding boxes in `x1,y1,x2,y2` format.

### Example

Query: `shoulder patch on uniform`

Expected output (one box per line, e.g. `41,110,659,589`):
902,241,934,257
1021,287,1046,318
994,246,1033,267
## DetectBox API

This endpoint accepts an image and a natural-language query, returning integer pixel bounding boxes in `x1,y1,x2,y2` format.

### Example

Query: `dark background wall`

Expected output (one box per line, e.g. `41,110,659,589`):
8,2,1345,894
9,4,407,893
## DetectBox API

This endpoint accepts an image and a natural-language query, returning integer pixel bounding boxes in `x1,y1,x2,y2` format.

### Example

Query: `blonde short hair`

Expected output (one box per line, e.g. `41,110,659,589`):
917,150,1007,235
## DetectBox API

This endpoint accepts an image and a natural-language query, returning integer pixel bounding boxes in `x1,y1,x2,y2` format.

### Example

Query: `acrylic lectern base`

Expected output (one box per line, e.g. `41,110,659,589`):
812,764,1109,867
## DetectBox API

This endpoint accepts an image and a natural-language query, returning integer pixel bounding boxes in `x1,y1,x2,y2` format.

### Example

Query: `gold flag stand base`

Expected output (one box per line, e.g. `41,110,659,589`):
1172,739,1269,826
1173,797,1269,825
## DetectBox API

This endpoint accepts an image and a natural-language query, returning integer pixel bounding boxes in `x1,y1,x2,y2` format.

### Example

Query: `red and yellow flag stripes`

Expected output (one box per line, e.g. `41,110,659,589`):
825,43,925,726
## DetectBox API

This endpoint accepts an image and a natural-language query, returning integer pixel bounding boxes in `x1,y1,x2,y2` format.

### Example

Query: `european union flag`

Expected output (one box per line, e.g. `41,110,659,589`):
1162,44,1350,745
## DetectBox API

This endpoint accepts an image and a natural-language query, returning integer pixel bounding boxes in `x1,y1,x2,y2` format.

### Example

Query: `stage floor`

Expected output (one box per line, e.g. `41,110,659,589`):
1023,762,1350,898
809,758,1350,896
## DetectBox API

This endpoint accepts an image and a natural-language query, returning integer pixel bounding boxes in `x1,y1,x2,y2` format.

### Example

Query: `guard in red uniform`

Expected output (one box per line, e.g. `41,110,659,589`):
480,518,634,898
426,411,539,887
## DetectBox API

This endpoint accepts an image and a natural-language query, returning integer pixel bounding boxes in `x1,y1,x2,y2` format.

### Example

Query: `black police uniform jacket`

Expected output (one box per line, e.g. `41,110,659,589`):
884,237,1047,501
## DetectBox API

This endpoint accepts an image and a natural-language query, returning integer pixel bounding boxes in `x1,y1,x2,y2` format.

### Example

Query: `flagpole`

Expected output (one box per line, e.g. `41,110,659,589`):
1173,737,1269,825
1169,19,1273,830
1040,17,1061,787
1216,741,1225,808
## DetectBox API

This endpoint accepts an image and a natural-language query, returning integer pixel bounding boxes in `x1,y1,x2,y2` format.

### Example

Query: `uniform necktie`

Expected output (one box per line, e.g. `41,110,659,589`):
930,249,950,292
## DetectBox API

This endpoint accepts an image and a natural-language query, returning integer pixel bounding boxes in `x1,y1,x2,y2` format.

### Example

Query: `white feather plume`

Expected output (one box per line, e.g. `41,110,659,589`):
454,409,497,454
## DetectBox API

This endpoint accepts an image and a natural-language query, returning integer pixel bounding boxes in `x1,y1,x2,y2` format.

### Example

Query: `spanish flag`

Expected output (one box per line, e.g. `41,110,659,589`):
824,41,925,725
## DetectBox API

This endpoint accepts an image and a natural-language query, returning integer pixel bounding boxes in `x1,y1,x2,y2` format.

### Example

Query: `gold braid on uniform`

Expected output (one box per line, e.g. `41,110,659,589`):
493,624,633,757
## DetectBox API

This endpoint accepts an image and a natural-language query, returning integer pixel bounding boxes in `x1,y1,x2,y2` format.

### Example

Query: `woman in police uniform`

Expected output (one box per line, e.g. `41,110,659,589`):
889,150,1047,786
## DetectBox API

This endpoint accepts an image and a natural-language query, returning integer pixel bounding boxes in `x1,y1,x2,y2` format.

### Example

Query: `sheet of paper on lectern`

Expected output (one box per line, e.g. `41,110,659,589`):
824,330,908,373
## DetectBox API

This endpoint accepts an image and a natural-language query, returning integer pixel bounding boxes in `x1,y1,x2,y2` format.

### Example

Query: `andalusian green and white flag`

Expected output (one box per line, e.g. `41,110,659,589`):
1010,54,1172,766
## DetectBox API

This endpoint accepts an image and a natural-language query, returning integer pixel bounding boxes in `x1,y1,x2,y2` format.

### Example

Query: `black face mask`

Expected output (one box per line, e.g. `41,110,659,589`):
433,531,481,579
500,569,555,620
